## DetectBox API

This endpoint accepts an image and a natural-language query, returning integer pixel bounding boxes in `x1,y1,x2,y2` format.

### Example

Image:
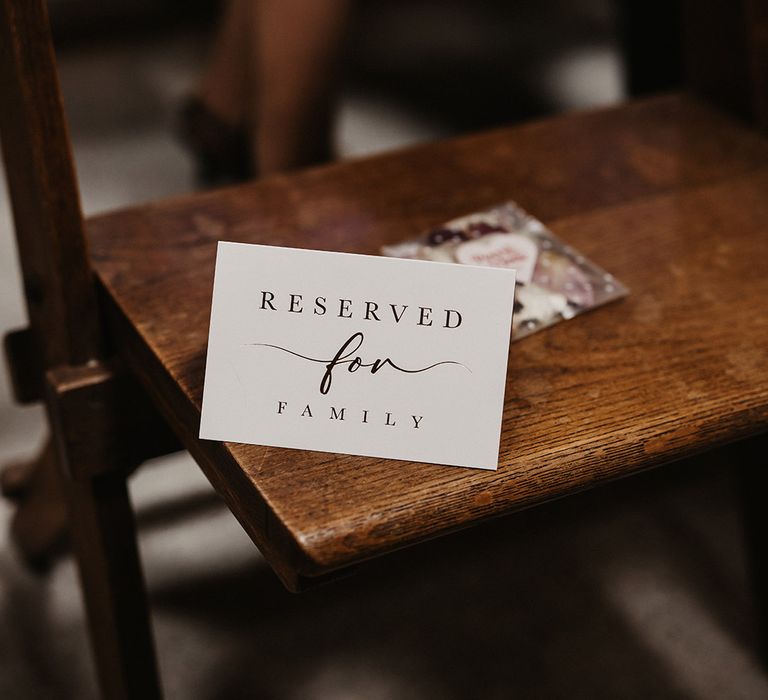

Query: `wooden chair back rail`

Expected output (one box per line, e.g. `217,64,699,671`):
1,2,165,697
0,0,100,370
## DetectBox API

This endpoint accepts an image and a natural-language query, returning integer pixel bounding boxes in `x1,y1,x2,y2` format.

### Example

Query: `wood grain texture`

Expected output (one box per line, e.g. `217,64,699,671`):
87,95,768,582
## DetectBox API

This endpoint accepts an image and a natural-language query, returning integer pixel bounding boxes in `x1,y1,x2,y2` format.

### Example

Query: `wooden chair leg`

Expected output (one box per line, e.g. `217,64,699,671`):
737,434,768,665
66,468,163,700
1,457,36,499
38,361,176,698
4,437,69,572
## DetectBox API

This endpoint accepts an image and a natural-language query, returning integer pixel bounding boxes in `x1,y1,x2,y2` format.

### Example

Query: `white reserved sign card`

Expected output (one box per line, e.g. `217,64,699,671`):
200,242,516,469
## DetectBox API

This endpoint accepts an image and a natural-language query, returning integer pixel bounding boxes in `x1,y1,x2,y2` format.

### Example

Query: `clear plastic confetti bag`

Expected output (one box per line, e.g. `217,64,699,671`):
382,201,628,340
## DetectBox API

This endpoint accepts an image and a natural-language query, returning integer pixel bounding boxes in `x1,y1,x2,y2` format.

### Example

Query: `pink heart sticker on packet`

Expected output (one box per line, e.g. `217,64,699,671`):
455,233,538,283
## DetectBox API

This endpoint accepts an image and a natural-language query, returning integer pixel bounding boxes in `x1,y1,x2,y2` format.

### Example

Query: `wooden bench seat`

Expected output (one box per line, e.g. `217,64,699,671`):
86,94,768,588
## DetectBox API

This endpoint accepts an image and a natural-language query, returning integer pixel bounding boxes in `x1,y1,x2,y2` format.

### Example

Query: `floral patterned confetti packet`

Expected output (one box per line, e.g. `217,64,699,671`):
382,201,628,340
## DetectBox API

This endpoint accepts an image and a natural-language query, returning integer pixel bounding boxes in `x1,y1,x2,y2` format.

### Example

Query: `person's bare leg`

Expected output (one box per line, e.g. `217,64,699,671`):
254,0,350,174
197,0,253,127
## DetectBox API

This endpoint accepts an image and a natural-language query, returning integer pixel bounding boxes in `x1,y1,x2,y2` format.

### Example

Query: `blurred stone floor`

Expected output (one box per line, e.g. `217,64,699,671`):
1,21,768,700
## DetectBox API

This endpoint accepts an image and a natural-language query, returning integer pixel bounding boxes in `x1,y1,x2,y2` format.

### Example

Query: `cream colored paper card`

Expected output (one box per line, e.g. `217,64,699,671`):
200,242,516,470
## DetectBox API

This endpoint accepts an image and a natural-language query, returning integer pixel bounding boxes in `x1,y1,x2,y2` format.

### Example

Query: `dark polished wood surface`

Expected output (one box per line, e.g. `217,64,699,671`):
87,95,768,584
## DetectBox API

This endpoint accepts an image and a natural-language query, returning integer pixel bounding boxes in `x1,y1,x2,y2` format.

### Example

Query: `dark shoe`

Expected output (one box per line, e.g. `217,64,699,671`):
177,97,253,187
